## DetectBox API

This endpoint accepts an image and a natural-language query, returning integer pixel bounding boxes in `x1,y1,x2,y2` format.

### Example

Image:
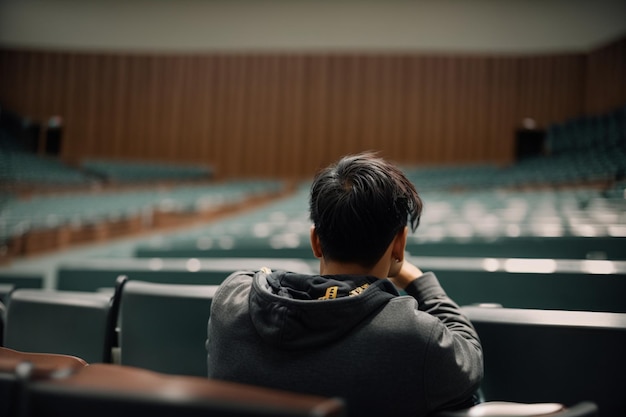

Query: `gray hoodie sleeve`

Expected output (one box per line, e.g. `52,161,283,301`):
404,272,484,411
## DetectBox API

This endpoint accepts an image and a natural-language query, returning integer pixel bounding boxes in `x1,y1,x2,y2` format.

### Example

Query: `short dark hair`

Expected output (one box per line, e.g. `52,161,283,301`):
309,152,422,268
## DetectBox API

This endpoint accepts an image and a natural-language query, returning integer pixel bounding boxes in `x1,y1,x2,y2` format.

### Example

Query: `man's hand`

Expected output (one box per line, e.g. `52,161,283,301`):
388,259,423,289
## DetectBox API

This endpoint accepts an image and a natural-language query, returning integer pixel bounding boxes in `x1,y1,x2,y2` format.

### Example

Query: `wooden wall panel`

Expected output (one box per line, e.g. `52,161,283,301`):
586,35,626,115
301,55,331,177
516,54,586,127
487,57,520,163
2,45,612,179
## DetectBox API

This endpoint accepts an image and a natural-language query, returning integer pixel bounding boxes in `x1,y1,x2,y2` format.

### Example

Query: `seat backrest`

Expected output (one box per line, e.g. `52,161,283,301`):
119,280,218,376
4,289,114,363
0,273,44,291
21,363,346,417
0,347,87,417
462,306,626,417
56,258,313,292
0,283,15,304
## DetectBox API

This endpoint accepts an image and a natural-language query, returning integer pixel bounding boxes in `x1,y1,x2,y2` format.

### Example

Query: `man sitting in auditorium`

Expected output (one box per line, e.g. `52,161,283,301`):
206,151,483,417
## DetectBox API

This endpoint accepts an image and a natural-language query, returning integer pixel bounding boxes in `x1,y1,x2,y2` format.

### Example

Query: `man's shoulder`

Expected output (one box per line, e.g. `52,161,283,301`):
222,270,256,286
214,270,256,301
210,270,257,322
377,296,444,334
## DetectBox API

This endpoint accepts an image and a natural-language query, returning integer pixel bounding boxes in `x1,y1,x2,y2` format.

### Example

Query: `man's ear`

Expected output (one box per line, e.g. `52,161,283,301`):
310,225,323,259
391,226,408,262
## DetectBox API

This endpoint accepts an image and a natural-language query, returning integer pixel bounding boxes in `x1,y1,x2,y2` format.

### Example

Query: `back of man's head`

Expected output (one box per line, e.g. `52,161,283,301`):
309,152,422,268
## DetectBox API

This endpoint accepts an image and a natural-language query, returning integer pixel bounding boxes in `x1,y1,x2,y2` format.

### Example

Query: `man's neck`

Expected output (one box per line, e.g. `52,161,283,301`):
319,258,389,280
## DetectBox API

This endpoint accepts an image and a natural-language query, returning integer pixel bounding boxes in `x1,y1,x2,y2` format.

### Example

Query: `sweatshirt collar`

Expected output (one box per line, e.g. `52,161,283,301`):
249,269,398,350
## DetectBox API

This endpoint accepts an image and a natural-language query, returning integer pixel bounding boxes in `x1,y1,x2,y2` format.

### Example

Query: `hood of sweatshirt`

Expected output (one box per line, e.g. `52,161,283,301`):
248,268,399,350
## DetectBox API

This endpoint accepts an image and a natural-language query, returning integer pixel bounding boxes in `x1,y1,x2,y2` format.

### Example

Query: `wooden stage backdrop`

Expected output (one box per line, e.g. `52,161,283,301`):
1,35,624,179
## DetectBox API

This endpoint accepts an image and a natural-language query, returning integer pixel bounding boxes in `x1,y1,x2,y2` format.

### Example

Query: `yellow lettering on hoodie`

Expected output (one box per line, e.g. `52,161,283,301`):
349,283,370,296
319,286,339,300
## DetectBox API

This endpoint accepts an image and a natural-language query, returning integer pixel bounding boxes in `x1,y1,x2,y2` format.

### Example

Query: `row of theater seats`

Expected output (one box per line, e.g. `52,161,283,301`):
132,185,626,259
0,122,214,187
1,178,285,257
2,214,625,312
47,256,626,312
401,145,626,191
0,286,608,415
0,347,346,417
0,346,602,417
545,104,626,156
0,150,93,187
0,276,623,416
405,104,626,189
80,158,214,183
4,121,625,258
2,276,211,375
2,253,624,313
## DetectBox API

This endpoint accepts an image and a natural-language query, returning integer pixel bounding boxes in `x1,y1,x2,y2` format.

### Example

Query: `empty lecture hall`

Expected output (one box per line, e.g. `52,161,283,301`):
1,1,625,416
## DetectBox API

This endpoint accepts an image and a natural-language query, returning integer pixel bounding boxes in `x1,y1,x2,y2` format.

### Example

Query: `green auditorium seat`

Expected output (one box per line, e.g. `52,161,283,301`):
56,257,314,292
0,283,14,304
3,278,124,363
118,280,218,377
405,236,626,260
57,259,231,291
80,158,214,183
0,272,44,290
414,256,626,313
461,305,626,417
134,243,315,260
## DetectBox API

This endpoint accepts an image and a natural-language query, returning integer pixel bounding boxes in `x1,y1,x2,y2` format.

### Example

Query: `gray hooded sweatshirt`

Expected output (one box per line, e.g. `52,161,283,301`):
207,269,483,417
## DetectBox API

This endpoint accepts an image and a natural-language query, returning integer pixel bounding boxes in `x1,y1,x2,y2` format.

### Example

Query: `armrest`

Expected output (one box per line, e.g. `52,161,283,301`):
433,401,564,417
